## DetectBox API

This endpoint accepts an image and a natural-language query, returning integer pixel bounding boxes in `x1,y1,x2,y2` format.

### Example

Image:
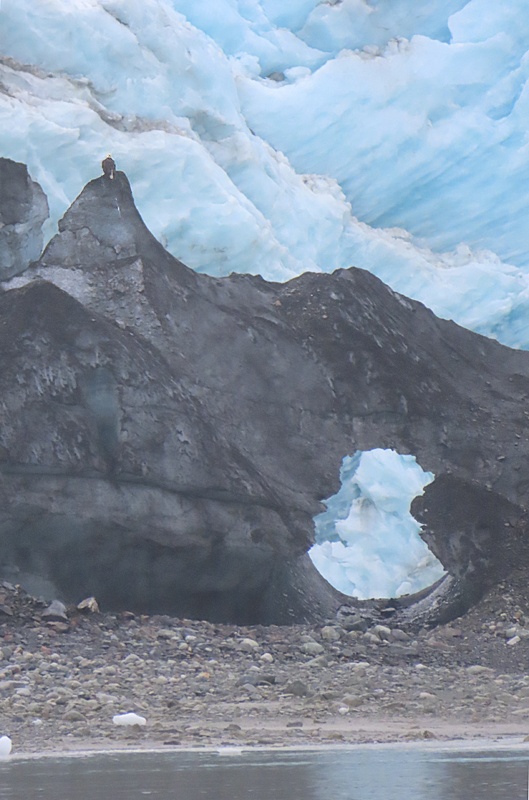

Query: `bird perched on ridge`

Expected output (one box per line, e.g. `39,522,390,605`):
102,154,116,180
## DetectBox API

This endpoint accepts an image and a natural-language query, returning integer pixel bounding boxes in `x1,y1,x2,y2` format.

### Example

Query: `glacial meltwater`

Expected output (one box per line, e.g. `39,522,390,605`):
0,746,528,799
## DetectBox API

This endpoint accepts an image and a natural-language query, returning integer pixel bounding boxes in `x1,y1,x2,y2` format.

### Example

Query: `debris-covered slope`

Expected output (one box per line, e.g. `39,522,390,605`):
2,161,529,627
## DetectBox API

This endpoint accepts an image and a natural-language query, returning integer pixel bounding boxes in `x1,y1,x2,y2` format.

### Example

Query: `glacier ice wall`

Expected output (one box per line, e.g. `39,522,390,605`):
2,0,528,598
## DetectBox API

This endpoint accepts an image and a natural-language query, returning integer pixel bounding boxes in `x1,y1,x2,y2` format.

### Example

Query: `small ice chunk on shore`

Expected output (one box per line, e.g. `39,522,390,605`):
0,736,12,757
112,713,147,727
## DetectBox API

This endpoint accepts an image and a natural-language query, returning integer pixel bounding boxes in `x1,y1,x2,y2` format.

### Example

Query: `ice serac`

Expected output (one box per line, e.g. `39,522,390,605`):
0,158,49,280
3,167,529,626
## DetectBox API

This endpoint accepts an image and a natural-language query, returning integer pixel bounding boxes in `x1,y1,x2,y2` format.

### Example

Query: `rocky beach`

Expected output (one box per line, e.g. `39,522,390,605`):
2,577,529,756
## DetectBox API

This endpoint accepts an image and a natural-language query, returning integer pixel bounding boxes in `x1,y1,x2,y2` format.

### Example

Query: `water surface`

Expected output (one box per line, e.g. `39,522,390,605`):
0,745,528,799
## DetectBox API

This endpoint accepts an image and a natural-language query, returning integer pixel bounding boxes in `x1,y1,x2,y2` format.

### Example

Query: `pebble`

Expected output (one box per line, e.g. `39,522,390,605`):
62,710,86,722
239,638,260,653
41,601,68,623
284,680,311,697
390,629,410,643
321,627,341,642
77,597,100,614
341,694,364,708
260,653,274,663
372,625,392,641
156,629,177,640
300,642,324,656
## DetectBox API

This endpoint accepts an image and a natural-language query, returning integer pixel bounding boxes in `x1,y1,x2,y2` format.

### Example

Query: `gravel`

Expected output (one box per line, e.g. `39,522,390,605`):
2,577,529,754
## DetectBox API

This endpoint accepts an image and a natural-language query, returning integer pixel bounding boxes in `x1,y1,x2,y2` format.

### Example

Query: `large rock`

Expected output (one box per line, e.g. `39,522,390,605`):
0,158,48,279
2,167,529,625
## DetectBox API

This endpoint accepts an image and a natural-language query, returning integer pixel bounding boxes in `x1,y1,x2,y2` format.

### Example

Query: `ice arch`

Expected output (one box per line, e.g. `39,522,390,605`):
309,449,446,599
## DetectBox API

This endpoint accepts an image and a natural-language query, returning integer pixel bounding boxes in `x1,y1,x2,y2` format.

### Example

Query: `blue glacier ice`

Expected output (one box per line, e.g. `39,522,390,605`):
309,450,444,599
2,0,526,597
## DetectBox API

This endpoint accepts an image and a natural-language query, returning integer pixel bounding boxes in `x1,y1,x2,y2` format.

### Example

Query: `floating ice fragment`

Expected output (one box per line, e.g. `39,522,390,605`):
112,713,147,727
0,736,12,757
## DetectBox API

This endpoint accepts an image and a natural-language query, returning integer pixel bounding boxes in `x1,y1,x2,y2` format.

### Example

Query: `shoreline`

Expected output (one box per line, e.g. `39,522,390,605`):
6,729,529,761
3,582,529,759
5,715,529,758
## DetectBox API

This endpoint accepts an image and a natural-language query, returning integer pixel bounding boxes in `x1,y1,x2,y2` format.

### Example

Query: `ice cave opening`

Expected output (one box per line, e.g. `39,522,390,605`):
309,449,446,600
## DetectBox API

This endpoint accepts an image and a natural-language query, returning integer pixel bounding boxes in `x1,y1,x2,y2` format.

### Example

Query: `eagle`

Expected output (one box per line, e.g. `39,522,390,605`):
102,154,116,180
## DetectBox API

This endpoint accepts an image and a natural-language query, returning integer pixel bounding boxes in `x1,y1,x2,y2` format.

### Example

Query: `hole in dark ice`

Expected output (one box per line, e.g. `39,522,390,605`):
309,448,446,599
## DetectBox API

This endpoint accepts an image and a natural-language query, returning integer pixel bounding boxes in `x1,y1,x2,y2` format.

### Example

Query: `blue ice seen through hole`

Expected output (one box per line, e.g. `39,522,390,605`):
309,449,446,599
